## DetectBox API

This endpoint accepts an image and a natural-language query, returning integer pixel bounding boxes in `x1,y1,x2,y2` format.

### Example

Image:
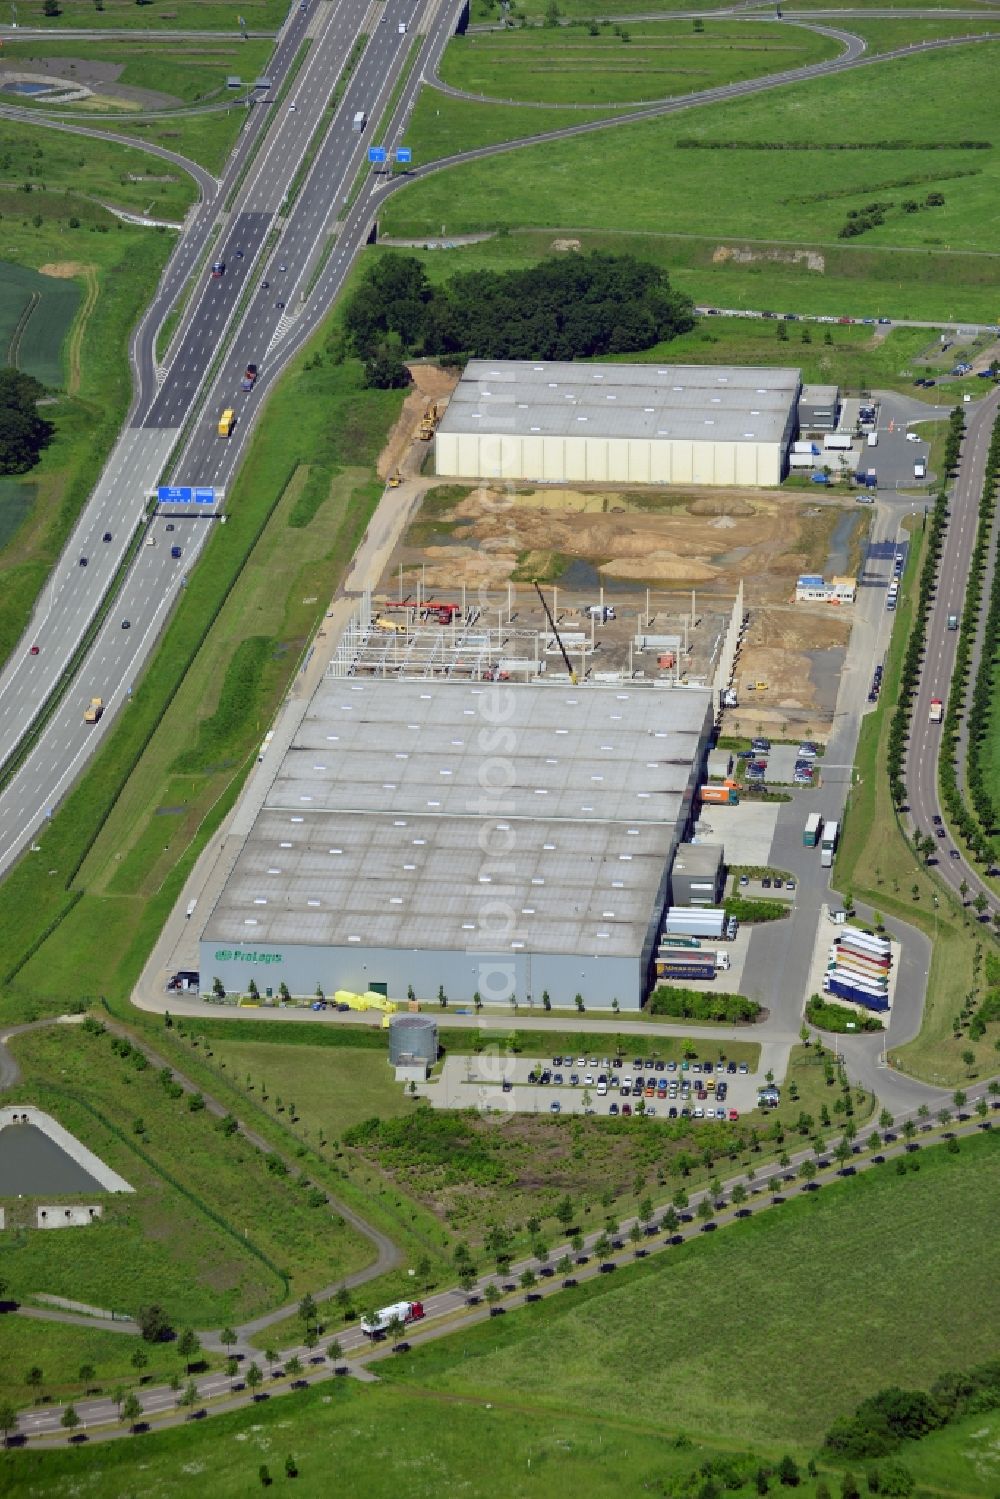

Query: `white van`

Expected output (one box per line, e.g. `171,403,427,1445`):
596,1081,608,1096
352,110,366,131
867,432,878,447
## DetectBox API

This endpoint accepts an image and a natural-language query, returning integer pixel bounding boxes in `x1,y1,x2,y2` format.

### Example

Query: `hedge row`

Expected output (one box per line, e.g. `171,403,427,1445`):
648,985,761,1023
886,407,966,812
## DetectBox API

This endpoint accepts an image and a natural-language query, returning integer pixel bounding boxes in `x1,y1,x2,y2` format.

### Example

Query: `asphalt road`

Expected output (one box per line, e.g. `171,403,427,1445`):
907,387,1000,908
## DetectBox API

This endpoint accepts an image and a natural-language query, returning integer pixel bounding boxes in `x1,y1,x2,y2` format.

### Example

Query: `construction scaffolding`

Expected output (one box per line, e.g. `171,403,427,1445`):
328,591,598,683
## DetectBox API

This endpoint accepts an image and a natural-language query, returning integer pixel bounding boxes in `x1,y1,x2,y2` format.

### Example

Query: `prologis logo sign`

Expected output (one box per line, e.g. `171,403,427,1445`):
214,949,284,966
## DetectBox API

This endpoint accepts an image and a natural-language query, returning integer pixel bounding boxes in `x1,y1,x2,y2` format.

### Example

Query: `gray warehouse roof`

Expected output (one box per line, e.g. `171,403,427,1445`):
438,359,801,446
203,678,712,962
671,842,724,879
799,383,839,407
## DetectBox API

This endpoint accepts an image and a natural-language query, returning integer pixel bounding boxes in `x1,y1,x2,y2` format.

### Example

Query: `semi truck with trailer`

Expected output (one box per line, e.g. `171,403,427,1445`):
360,1301,425,1337
820,820,839,867
655,949,731,980
352,110,366,130
803,812,823,847
700,783,739,805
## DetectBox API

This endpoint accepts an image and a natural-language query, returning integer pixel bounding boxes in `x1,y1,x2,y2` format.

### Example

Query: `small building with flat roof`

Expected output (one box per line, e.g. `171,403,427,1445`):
798,383,840,432
669,842,725,907
434,360,801,489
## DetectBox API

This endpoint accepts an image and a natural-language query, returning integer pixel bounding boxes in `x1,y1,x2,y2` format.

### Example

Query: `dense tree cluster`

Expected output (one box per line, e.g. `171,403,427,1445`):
0,368,54,476
826,1361,1000,1459
343,251,696,384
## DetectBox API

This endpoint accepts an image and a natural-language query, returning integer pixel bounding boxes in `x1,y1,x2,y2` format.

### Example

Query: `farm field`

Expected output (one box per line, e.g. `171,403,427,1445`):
390,45,1000,258
0,261,80,389
845,17,1000,53
437,21,841,106
7,0,287,29
0,36,274,105
381,1132,1000,1447
3,1023,373,1337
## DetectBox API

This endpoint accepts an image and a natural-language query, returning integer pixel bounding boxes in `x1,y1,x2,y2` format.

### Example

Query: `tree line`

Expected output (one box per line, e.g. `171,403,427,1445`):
342,250,696,386
0,367,54,476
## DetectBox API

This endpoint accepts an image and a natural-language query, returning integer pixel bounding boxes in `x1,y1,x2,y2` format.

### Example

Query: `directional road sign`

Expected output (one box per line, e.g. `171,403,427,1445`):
368,146,388,164
395,147,412,164
194,487,216,504
158,485,192,504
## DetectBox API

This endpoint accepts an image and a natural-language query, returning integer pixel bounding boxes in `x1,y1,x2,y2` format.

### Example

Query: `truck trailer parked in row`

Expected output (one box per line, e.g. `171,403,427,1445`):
663,907,728,941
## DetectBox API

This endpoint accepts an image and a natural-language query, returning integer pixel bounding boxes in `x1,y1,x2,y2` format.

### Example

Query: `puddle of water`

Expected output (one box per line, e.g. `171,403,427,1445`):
3,82,55,96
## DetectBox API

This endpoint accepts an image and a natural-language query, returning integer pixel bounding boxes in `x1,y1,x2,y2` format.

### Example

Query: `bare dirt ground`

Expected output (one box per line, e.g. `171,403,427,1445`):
729,603,850,739
398,483,836,600
376,363,459,481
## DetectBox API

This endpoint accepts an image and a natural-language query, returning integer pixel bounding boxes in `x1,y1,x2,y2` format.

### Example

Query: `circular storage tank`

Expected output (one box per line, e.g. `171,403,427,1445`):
388,1013,439,1066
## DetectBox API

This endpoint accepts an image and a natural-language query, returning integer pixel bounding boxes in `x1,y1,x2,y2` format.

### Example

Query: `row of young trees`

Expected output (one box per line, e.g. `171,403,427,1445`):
342,250,696,385
885,407,966,813
942,411,1000,853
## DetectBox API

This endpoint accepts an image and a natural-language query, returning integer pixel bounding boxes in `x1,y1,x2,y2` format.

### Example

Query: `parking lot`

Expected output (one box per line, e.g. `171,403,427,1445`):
418,1051,768,1120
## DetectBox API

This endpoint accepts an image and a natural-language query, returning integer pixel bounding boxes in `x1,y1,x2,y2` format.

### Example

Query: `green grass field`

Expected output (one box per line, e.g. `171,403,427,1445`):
0,261,80,389
10,0,287,29
846,17,1000,54
381,1132,1000,1447
438,21,840,106
4,1136,996,1491
0,114,198,220
1,36,274,105
3,1025,372,1338
391,45,1000,268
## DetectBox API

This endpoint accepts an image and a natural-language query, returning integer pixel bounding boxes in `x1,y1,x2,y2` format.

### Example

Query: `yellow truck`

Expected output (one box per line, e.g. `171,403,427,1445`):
84,697,103,724
218,408,235,438
417,403,438,441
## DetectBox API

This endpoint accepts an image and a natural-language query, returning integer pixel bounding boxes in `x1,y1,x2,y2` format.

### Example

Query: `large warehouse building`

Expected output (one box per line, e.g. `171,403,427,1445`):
200,676,714,1011
434,359,801,489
